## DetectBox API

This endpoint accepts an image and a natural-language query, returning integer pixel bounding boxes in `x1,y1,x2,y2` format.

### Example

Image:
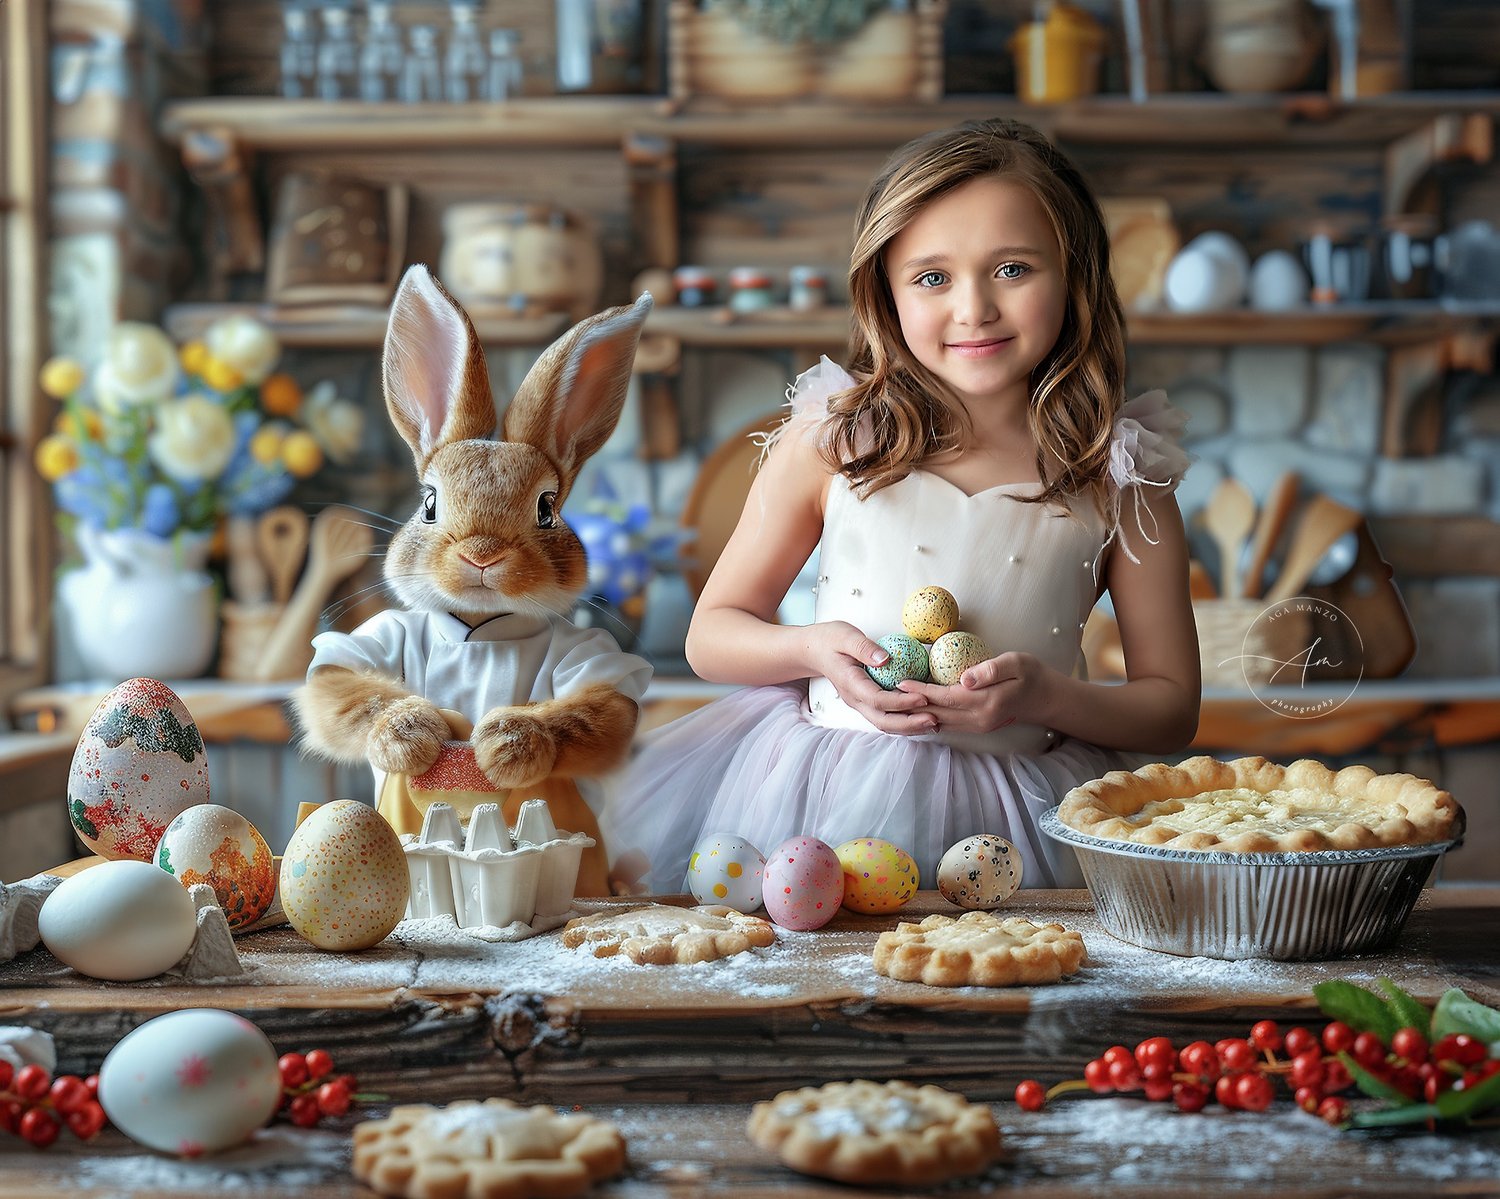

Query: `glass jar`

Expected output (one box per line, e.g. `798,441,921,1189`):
728,267,776,313
672,265,717,308
788,265,828,311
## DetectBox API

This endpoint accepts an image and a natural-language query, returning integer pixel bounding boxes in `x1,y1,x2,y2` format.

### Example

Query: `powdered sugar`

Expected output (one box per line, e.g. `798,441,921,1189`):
60,1126,347,1190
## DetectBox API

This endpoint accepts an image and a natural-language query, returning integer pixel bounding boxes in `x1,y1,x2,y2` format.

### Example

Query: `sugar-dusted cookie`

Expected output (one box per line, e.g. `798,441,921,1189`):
873,911,1086,987
352,1099,626,1199
748,1078,1001,1188
560,903,775,965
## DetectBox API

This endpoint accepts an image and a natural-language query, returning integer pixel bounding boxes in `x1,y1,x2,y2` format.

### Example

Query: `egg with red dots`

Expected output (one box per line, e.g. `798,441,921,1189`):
686,833,766,912
835,837,920,914
937,834,1024,909
761,836,844,930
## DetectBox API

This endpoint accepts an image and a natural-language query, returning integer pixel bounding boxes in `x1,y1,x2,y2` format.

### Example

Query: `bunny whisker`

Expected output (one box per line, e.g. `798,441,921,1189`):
307,501,403,531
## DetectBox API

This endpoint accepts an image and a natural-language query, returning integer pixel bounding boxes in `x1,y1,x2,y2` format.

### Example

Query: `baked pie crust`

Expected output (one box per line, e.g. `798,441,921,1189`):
1058,756,1463,853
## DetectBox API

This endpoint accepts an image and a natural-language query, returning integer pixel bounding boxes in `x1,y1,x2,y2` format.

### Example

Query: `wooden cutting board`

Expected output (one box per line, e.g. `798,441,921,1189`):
1310,520,1417,679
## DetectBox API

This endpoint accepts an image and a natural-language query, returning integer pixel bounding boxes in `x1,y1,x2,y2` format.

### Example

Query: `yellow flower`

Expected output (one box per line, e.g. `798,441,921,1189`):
301,381,364,463
53,409,102,440
94,323,179,413
179,340,209,377
202,358,245,394
249,425,286,464
260,372,302,417
205,315,280,385
39,357,85,399
148,394,236,482
281,430,324,478
34,435,79,481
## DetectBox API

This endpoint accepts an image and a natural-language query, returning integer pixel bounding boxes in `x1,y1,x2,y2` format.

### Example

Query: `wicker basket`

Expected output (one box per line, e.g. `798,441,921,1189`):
1193,598,1310,689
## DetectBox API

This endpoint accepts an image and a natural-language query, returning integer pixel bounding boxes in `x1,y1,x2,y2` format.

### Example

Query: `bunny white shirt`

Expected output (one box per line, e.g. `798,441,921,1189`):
308,609,652,812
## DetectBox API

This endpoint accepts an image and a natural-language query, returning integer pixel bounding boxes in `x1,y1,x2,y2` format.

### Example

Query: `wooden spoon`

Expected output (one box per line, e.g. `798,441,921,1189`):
256,506,375,681
256,506,310,606
1264,495,1368,604
1240,471,1300,599
1204,478,1257,600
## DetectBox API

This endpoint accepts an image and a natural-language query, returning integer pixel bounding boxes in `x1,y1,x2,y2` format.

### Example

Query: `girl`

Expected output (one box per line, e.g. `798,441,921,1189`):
604,119,1200,891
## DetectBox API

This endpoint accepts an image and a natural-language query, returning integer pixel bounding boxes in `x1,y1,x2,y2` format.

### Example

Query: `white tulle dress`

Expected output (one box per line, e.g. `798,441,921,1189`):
602,360,1190,892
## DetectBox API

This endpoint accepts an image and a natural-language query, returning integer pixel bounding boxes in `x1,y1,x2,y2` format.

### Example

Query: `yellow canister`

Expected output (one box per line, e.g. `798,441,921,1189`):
1010,3,1106,105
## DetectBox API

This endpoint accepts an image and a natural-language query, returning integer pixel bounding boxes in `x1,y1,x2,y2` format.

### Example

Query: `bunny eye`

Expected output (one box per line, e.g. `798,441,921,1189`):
536,490,558,529
420,485,437,524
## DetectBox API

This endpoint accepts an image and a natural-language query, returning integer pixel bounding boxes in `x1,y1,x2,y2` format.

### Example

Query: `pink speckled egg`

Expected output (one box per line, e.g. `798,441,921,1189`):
154,804,277,932
67,678,210,861
761,836,843,930
835,837,920,914
279,800,409,951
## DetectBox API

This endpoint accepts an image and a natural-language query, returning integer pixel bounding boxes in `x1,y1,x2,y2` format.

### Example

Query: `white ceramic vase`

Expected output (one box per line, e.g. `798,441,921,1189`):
61,527,219,682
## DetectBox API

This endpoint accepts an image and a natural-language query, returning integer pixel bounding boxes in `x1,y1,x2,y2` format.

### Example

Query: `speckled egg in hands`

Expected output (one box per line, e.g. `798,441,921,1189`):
927,631,992,686
902,586,960,643
835,838,920,914
687,833,766,913
865,633,930,690
937,835,1024,909
762,836,843,930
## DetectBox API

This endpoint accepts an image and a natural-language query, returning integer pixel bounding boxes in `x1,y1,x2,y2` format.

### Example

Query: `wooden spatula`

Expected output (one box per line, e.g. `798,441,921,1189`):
1204,478,1257,600
1241,471,1300,599
1264,495,1367,604
256,506,310,606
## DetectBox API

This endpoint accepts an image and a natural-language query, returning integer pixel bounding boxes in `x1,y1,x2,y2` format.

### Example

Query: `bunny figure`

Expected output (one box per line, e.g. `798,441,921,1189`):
292,264,653,896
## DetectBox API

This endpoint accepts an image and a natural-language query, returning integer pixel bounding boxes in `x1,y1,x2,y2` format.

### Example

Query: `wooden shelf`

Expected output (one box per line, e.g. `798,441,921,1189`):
159,92,1500,153
646,305,850,348
163,302,571,348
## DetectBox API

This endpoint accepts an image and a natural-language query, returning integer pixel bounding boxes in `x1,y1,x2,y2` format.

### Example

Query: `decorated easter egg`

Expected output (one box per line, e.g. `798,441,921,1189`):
279,799,409,951
937,835,1024,909
928,631,992,686
762,836,843,931
67,678,210,861
902,586,960,643
99,1008,282,1156
835,837,920,915
38,858,198,980
154,804,276,932
686,833,766,912
866,633,929,690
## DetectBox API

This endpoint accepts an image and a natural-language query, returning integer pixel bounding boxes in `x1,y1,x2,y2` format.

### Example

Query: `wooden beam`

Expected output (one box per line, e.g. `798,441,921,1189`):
1370,515,1500,577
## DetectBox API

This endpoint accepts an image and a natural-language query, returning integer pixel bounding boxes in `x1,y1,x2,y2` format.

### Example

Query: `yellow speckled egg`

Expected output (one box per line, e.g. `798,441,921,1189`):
154,803,276,932
937,834,1023,909
902,586,960,643
928,631,992,686
279,800,408,951
835,837,919,914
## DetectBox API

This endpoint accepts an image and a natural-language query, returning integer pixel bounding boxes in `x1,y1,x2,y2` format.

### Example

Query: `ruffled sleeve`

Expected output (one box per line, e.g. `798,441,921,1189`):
1107,390,1192,564
756,355,871,463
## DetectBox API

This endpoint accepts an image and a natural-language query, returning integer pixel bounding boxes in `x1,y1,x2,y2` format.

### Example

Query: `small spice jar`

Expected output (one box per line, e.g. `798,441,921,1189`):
727,266,776,313
672,265,717,308
788,265,828,311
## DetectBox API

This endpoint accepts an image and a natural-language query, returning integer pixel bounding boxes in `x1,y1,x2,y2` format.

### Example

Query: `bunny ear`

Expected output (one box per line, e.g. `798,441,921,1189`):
502,293,653,490
383,264,496,470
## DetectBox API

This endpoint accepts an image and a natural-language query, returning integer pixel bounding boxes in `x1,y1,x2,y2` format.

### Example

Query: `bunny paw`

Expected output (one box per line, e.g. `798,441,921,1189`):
367,697,449,775
473,712,558,789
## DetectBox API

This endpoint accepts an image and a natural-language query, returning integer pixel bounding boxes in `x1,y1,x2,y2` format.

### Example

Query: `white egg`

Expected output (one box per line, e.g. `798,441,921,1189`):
99,1009,282,1156
38,860,197,980
686,833,766,912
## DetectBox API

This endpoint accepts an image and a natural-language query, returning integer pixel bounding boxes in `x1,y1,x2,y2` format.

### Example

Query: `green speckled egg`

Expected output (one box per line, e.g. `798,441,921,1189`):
928,631,992,685
866,633,930,690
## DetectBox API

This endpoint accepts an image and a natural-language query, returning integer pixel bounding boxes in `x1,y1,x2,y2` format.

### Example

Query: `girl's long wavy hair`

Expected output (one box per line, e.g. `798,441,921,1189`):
822,119,1126,516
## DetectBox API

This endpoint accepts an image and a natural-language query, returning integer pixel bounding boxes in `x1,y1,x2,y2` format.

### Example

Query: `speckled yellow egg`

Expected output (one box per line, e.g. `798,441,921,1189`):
866,633,930,690
928,631,992,686
902,586,960,643
154,803,276,932
279,800,408,951
67,678,211,862
835,838,919,915
937,834,1024,909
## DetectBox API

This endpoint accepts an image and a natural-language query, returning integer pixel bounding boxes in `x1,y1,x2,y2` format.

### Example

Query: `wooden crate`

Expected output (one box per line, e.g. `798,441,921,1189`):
668,0,945,105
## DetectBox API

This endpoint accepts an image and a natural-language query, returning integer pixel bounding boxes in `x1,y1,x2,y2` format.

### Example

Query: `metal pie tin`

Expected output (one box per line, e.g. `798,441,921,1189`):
1040,809,1464,961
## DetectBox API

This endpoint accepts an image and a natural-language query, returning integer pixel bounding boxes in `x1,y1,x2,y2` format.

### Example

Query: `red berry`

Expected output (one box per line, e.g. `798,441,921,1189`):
1391,1027,1427,1065
304,1049,335,1080
1391,1065,1424,1099
1234,1072,1275,1112
1283,1026,1318,1058
1218,1039,1258,1073
315,1080,352,1118
1083,1058,1113,1093
1142,1076,1175,1102
1322,1059,1353,1094
1294,1085,1323,1113
1317,1096,1350,1126
1451,1035,1487,1068
1173,1081,1209,1113
48,1076,90,1116
1179,1041,1221,1083
1249,1020,1282,1053
1102,1045,1134,1069
0,1100,23,1135
1215,1073,1242,1109
1107,1058,1142,1092
65,1101,106,1141
1352,1031,1388,1071
1480,1060,1500,1080
14,1065,50,1102
1134,1036,1176,1072
288,1093,321,1127
1291,1050,1325,1090
1015,1080,1046,1112
19,1108,59,1149
1425,1072,1453,1103
1322,1021,1355,1054
278,1053,310,1089
83,1074,100,1100
0,1060,12,1090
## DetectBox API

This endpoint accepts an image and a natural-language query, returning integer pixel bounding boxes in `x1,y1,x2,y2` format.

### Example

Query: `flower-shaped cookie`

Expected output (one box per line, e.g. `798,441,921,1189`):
873,911,1086,987
560,903,775,965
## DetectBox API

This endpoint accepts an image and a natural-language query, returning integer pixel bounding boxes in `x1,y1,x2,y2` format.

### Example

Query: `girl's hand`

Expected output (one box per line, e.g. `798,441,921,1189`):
898,651,1054,735
805,621,937,736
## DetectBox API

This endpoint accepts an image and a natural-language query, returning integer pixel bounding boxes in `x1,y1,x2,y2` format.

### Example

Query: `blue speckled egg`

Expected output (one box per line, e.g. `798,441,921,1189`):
866,633,930,690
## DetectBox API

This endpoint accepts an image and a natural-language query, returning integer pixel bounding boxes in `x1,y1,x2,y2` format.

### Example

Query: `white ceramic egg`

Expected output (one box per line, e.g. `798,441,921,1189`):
1249,250,1309,311
154,804,277,932
937,835,1024,909
98,1009,282,1157
67,678,211,861
279,799,409,951
762,836,843,931
686,833,766,912
38,859,197,980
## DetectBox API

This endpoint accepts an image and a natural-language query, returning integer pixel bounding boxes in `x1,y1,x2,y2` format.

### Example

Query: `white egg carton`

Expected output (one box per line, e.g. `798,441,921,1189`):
401,798,594,934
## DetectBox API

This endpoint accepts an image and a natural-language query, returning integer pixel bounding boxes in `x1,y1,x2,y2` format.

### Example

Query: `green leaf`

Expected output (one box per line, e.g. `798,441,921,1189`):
1338,1051,1414,1106
1436,1069,1500,1121
1350,1103,1441,1129
1376,977,1432,1040
1314,980,1401,1043
1432,989,1500,1045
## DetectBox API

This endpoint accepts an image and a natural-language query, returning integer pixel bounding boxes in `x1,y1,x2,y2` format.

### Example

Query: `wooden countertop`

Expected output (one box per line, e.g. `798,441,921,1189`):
2,889,1498,1195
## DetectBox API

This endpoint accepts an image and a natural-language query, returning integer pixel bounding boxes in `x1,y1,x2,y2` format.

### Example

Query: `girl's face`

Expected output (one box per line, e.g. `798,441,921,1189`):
883,175,1066,414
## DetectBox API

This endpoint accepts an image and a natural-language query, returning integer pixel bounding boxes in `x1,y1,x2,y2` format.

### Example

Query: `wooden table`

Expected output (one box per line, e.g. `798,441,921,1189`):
2,889,1499,1197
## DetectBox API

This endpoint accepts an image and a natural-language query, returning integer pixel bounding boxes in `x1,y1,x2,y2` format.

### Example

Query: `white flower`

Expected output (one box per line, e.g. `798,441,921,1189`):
205,315,280,385
302,380,364,463
149,394,236,482
93,323,179,413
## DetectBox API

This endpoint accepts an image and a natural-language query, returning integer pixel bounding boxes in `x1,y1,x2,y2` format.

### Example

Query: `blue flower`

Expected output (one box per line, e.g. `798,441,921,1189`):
142,484,180,538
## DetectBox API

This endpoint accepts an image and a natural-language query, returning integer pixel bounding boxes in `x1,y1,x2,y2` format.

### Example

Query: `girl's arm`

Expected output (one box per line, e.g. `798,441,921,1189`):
685,426,935,734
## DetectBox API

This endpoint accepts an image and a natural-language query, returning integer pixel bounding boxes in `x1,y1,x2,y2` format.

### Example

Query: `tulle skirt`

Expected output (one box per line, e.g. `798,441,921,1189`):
601,682,1149,893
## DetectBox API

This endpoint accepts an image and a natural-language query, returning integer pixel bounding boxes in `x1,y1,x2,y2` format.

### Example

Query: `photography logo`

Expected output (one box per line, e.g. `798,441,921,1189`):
1221,597,1364,719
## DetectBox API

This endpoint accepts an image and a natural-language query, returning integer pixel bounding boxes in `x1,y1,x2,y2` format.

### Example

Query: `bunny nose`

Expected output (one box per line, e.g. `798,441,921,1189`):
458,538,506,569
